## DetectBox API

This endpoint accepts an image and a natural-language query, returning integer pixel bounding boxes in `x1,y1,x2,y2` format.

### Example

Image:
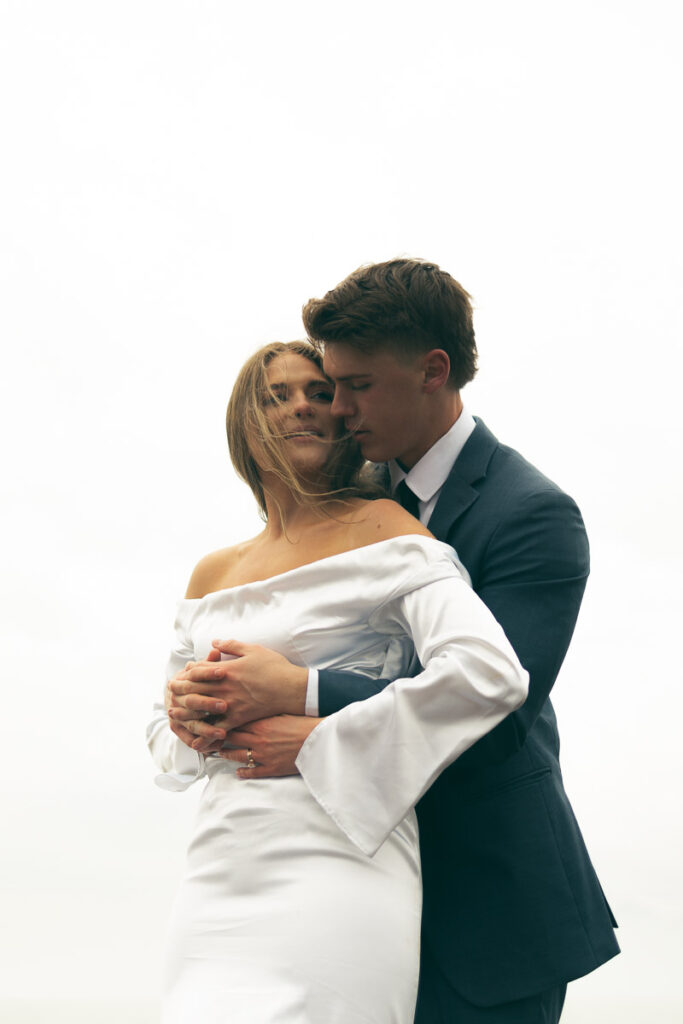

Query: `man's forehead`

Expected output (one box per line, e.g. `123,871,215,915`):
322,345,392,379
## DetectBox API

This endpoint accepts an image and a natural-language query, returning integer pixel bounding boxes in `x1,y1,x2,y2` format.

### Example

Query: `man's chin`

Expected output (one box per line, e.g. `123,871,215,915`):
358,439,389,464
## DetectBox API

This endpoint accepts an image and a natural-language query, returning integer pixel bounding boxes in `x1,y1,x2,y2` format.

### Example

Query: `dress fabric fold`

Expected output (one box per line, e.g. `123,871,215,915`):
148,535,528,1024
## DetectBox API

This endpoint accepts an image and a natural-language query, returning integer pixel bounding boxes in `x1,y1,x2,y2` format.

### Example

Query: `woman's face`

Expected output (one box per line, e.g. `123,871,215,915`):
254,352,340,477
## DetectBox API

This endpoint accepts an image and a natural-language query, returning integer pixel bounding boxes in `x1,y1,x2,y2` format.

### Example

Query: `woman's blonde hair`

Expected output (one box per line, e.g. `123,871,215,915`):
226,341,374,519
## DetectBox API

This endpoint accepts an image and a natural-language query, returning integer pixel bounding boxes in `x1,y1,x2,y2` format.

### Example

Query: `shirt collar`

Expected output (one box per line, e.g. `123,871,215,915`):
389,407,476,502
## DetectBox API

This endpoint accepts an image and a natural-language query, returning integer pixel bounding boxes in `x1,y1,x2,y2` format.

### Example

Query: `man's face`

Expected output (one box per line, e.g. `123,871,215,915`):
322,343,430,468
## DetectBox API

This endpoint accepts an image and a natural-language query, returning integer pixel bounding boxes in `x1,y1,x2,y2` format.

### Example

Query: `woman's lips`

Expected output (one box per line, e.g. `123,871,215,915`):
283,430,323,440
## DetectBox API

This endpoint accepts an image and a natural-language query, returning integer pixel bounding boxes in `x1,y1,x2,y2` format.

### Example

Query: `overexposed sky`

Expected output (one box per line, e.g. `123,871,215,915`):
1,2,681,1021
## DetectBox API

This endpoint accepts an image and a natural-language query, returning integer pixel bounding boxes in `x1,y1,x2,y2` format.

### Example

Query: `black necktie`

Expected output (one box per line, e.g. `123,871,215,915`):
395,480,421,520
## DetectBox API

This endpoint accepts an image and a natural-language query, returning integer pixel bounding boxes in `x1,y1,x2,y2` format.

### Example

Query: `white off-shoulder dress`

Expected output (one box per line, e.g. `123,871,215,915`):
147,536,528,1024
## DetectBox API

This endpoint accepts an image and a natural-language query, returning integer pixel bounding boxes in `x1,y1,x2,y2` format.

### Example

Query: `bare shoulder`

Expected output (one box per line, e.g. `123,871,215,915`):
346,497,433,544
184,545,241,599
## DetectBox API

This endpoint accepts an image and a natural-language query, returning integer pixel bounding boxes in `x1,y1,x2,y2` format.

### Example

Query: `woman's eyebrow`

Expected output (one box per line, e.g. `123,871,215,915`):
267,377,332,392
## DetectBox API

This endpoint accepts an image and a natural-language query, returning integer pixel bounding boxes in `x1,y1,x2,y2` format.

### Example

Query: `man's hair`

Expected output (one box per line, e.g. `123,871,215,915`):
302,258,477,390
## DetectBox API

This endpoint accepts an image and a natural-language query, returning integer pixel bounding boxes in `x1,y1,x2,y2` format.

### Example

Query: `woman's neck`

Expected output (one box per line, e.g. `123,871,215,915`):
260,477,332,542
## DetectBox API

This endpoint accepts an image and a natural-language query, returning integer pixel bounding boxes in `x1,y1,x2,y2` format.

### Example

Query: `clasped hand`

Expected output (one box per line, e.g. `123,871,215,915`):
166,639,317,777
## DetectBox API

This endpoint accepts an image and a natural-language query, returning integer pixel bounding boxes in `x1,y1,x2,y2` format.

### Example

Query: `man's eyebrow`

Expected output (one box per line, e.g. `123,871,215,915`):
331,373,373,382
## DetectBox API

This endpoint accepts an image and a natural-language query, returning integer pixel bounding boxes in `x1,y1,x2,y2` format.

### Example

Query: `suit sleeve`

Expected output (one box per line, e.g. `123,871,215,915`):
319,487,588,771
296,571,529,855
448,486,589,776
317,667,391,716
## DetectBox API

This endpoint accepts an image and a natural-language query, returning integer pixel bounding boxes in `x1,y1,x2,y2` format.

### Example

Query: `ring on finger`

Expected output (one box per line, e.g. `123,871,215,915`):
246,748,256,769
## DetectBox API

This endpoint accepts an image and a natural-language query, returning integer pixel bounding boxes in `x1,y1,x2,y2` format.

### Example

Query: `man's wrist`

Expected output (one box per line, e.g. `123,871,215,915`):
281,664,309,715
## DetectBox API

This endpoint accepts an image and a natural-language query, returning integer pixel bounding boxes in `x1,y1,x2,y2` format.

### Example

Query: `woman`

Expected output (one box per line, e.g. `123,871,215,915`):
147,341,528,1023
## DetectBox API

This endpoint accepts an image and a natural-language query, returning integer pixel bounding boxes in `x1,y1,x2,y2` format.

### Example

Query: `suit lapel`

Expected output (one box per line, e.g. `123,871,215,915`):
427,418,498,537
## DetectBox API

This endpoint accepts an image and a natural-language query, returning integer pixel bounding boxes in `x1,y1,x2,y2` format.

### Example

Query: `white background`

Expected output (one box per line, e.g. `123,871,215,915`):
1,1,681,1020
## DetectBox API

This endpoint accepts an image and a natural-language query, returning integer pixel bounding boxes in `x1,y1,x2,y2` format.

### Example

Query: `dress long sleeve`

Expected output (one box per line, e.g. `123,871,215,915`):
146,609,207,791
296,570,529,856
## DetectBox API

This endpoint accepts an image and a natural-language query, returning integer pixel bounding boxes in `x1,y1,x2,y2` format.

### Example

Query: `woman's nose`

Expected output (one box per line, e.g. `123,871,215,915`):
292,391,313,415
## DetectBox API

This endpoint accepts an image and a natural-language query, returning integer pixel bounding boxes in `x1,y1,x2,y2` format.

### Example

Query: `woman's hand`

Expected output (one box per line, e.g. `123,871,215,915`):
168,640,309,753
217,715,322,778
167,649,229,749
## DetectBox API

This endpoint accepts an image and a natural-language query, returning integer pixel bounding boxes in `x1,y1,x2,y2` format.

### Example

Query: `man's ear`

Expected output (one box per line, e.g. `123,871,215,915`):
421,349,451,393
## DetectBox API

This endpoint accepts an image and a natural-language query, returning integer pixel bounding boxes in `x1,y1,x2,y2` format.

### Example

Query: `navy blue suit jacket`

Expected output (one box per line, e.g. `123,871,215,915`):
318,419,619,1006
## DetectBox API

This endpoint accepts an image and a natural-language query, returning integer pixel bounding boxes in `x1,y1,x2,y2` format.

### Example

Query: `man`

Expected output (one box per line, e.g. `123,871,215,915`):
168,258,619,1022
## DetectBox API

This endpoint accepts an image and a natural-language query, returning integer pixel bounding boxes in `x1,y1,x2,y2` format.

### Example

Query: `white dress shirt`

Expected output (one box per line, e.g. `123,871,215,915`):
388,406,476,525
305,408,476,715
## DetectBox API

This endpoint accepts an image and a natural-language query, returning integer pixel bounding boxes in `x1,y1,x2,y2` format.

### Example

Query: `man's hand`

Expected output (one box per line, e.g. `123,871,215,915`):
165,651,227,750
167,640,309,751
218,715,322,779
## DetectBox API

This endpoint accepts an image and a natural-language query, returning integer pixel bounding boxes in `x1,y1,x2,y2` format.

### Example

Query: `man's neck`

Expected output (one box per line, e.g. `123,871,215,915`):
397,391,463,470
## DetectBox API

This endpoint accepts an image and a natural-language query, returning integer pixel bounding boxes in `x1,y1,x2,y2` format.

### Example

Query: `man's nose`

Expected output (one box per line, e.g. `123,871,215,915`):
330,388,352,418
